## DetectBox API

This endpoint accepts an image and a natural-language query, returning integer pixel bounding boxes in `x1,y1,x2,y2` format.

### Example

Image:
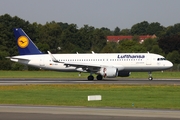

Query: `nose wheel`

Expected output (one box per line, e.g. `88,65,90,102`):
148,72,153,81
148,76,153,81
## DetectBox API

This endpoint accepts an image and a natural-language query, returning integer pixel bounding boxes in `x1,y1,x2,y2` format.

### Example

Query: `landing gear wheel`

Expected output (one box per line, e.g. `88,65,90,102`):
96,74,103,80
148,72,153,81
87,75,94,80
148,76,153,81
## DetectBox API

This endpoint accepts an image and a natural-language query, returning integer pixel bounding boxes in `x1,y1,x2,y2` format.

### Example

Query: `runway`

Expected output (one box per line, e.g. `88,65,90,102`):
0,78,180,85
0,105,180,120
0,78,180,120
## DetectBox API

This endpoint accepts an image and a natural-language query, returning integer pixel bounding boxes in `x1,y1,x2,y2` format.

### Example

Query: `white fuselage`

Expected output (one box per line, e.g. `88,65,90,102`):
11,53,173,72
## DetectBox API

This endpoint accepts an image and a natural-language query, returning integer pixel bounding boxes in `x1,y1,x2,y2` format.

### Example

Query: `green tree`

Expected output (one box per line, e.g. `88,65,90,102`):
0,60,11,70
146,22,164,36
150,45,163,55
120,29,131,35
77,25,95,52
166,51,180,64
131,21,149,35
91,28,107,52
158,35,180,54
142,38,158,52
100,27,113,35
60,24,82,53
0,14,33,57
117,40,145,53
37,21,62,53
165,23,180,37
113,27,120,35
101,42,117,53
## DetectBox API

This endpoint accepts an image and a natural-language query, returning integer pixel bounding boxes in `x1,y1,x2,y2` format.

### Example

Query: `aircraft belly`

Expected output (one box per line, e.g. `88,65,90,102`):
28,60,42,68
17,59,30,64
124,66,167,72
46,63,77,71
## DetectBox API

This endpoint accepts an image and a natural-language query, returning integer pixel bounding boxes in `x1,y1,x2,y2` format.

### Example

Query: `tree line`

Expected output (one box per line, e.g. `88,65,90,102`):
0,14,180,70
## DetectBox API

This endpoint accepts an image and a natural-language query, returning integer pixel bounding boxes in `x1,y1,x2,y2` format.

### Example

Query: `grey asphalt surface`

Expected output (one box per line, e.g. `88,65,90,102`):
0,78,180,120
0,105,180,120
0,78,180,85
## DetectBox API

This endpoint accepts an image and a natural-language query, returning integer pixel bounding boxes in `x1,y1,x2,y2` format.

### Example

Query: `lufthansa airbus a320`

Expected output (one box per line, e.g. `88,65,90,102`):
8,28,173,80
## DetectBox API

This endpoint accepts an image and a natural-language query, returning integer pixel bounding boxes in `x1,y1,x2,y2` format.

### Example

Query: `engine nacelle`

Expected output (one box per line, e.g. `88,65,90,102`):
118,71,130,77
99,67,118,78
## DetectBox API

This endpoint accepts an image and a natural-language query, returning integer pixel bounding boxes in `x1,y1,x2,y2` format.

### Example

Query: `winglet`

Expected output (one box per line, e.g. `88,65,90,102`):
47,51,60,63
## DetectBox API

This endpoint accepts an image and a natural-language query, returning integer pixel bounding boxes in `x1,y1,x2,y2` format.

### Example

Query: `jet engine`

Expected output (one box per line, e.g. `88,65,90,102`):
118,71,130,77
99,67,118,78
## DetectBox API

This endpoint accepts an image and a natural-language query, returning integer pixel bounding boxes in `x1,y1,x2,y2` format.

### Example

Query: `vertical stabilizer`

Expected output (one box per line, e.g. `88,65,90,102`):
13,28,42,55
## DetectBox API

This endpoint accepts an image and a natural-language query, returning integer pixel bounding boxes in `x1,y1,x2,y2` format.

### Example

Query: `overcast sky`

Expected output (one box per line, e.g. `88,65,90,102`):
0,0,180,30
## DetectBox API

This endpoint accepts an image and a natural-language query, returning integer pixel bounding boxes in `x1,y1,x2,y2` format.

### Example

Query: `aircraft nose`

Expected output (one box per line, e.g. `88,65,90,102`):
167,61,173,68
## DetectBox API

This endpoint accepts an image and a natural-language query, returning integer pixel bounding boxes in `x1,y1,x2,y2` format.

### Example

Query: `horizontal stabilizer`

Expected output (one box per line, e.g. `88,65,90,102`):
9,56,30,63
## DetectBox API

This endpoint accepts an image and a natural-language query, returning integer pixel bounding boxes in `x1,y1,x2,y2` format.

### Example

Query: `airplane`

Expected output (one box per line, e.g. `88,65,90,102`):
9,28,173,81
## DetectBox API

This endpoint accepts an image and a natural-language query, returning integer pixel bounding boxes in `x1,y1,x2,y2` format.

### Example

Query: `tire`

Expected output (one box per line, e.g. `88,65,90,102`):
96,74,103,80
148,77,153,81
87,75,94,80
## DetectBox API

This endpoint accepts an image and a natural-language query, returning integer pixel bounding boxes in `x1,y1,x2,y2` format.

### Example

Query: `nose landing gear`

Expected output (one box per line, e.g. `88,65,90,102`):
148,72,153,80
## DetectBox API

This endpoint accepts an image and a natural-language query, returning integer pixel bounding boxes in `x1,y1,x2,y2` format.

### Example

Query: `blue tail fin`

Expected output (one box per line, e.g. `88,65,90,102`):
13,28,42,55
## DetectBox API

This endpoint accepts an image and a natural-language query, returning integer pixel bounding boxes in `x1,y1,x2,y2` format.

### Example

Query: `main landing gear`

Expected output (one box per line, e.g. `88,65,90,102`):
87,74,103,80
87,75,94,80
148,72,153,81
96,74,103,80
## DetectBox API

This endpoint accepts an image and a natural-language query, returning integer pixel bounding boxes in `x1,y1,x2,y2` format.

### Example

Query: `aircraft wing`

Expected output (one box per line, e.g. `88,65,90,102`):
48,51,105,72
64,62,101,72
64,62,101,68
64,62,124,71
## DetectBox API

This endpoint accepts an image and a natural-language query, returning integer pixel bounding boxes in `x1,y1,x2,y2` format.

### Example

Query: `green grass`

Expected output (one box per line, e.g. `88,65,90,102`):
129,71,180,79
0,70,179,79
0,71,86,78
0,84,180,109
0,71,179,109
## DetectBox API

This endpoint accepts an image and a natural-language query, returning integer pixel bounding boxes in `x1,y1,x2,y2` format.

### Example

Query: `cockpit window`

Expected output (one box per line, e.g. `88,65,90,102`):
157,58,166,61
